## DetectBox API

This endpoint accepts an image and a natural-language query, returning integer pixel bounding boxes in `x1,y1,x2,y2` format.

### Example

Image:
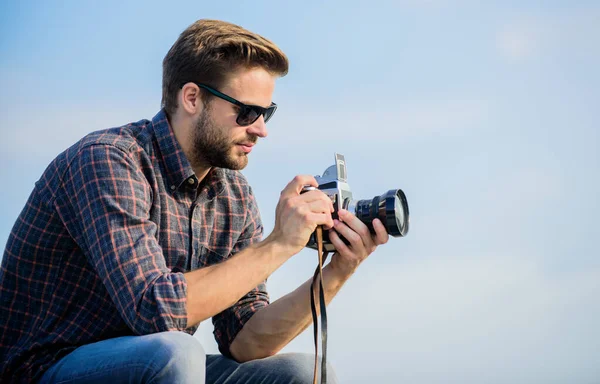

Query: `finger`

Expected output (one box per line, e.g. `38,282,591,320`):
332,219,364,250
372,218,389,245
309,212,334,229
337,210,374,250
328,229,351,255
280,175,318,198
298,190,330,203
306,200,334,215
297,191,334,212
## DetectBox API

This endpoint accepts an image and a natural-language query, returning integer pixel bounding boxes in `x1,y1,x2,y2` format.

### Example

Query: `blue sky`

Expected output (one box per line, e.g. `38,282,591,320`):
1,1,599,383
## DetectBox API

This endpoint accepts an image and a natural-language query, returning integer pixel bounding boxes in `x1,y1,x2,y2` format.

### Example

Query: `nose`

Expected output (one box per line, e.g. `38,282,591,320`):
247,116,268,138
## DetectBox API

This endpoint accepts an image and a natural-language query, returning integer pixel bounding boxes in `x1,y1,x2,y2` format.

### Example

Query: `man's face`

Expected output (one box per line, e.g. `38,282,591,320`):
189,67,276,171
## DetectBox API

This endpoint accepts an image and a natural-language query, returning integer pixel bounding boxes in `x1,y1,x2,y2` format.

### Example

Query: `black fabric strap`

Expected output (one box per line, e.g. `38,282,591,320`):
311,226,329,384
310,270,319,383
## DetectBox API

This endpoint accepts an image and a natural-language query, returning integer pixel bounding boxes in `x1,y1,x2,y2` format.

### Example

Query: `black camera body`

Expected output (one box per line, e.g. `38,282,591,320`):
304,153,410,252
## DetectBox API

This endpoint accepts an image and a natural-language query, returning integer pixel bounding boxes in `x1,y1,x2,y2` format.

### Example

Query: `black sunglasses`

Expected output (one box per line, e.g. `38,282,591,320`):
185,82,277,126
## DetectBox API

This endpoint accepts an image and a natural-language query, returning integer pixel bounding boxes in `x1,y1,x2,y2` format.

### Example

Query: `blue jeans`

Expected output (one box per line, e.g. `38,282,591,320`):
39,331,337,384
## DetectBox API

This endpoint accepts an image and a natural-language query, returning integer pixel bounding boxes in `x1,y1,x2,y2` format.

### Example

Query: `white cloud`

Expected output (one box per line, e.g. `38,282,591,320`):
497,23,542,61
496,8,600,62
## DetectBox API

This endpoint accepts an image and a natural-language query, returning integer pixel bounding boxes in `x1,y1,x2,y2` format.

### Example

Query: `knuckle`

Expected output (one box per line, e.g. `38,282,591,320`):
302,214,313,226
358,227,369,238
294,204,305,215
284,198,295,210
347,231,361,244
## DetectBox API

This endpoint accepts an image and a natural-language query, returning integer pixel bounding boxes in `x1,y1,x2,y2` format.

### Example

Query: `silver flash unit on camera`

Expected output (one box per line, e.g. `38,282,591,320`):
303,153,410,252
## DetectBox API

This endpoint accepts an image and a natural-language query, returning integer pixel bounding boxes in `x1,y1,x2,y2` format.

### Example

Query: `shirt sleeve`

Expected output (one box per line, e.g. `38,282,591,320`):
211,185,269,358
54,143,188,334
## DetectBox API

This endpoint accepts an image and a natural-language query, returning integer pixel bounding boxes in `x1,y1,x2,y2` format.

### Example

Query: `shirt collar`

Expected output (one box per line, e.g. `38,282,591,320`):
151,109,226,198
151,109,196,192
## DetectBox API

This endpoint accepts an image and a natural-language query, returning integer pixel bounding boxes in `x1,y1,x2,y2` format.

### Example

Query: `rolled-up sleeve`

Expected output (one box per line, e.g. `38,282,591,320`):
55,144,188,334
212,186,269,357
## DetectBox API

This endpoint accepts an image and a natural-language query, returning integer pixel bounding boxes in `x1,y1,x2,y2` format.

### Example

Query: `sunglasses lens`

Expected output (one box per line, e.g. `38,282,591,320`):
236,104,277,126
263,104,277,123
237,107,259,126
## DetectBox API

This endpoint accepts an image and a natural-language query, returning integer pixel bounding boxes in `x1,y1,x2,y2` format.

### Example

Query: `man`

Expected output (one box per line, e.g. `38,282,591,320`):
0,19,389,383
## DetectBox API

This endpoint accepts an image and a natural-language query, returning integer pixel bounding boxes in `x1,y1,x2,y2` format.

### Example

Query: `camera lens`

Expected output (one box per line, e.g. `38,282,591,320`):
350,189,409,237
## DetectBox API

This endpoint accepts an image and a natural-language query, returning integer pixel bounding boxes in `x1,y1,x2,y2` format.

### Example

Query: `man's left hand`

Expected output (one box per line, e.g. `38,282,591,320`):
327,209,389,277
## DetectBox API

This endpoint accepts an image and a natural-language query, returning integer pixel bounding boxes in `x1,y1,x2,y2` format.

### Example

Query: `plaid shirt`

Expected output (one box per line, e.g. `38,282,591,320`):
0,109,268,383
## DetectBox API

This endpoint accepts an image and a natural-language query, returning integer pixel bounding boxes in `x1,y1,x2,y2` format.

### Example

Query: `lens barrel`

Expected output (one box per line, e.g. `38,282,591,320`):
350,189,409,237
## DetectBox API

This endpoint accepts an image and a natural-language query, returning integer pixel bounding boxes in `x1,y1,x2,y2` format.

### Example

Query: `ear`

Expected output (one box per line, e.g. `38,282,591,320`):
179,82,204,116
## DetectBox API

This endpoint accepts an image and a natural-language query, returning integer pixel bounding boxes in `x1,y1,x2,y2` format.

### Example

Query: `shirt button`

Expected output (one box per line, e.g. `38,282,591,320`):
170,185,176,191
188,178,195,185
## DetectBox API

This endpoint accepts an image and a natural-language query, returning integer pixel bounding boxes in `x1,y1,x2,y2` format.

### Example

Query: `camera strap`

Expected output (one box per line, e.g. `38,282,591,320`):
310,226,329,384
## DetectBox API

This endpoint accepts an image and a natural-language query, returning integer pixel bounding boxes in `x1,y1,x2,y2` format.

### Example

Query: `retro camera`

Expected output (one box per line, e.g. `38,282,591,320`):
304,153,410,252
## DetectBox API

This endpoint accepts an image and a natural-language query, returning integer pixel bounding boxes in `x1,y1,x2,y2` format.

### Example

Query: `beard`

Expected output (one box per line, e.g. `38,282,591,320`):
189,108,257,171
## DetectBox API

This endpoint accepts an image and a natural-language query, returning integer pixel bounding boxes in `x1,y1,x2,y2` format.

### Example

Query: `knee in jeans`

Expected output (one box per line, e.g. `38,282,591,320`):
268,353,337,384
148,332,206,382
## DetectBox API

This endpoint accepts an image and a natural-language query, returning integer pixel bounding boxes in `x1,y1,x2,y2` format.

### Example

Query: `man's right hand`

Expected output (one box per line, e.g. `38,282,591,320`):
266,175,335,256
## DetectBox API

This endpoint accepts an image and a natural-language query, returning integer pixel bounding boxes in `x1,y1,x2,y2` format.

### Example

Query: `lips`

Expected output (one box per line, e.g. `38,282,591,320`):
237,143,254,153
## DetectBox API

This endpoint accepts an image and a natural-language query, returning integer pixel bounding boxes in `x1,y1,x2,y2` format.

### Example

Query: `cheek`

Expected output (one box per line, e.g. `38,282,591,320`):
233,126,252,141
210,117,240,142
211,102,238,126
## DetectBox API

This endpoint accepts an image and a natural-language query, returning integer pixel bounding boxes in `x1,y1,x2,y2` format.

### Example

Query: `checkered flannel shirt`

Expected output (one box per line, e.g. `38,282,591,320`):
0,109,268,382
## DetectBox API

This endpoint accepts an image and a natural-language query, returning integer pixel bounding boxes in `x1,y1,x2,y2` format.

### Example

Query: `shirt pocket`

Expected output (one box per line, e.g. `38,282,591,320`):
191,244,230,270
